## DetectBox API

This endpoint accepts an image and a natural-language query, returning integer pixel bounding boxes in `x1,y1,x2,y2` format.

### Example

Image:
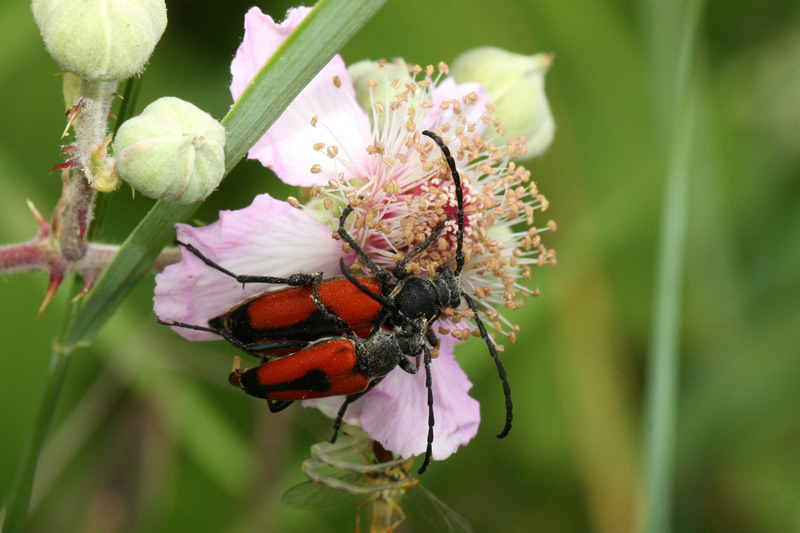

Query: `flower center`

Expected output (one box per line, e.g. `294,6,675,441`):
294,61,556,344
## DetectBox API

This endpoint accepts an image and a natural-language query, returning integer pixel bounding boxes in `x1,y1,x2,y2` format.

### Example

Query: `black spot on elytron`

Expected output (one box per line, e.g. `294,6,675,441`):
219,306,345,345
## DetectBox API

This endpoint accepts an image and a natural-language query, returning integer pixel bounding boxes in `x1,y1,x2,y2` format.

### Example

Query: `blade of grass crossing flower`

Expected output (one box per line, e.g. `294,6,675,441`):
3,1,388,531
638,0,706,532
222,0,390,171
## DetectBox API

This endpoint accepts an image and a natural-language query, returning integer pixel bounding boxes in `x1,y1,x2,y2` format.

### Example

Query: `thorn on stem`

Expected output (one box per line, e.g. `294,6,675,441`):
26,199,50,237
50,160,78,174
37,271,64,318
70,271,96,303
63,98,86,138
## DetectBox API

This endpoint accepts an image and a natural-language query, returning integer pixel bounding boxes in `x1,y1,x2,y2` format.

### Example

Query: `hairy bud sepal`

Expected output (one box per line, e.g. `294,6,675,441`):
114,97,226,204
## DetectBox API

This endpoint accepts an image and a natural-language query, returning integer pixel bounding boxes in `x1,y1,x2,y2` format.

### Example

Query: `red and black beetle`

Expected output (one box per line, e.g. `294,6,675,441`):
162,131,513,473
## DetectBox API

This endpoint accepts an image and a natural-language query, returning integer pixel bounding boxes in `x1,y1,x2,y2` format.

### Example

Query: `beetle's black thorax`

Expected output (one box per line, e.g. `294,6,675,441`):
356,321,426,379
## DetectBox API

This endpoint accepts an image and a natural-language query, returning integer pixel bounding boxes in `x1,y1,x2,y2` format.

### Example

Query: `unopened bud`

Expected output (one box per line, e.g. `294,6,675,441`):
114,97,226,204
451,47,555,158
32,0,167,81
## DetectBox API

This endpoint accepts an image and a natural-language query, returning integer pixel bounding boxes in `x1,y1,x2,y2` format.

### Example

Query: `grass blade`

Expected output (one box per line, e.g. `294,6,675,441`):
638,0,706,531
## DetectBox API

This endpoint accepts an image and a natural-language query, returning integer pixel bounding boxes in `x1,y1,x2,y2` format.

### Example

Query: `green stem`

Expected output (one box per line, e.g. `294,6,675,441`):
3,353,71,532
3,296,77,533
89,77,142,243
4,67,142,533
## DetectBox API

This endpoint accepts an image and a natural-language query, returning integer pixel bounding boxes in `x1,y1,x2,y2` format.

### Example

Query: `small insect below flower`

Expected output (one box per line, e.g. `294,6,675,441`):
282,426,473,533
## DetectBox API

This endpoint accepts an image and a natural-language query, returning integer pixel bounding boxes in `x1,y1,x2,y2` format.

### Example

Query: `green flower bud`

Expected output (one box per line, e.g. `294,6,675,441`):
348,58,415,129
32,0,167,81
451,47,555,158
114,97,226,204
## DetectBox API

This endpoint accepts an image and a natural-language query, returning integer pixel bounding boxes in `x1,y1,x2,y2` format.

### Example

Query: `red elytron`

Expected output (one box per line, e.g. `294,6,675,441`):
211,277,383,356
162,249,386,358
224,278,382,338
228,338,370,401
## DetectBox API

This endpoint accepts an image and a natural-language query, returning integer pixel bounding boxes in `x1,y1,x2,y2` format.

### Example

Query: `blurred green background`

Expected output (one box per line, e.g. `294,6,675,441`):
1,0,799,531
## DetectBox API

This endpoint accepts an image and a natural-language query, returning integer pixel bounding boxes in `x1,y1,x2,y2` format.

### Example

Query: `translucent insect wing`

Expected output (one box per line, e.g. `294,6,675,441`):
406,483,474,533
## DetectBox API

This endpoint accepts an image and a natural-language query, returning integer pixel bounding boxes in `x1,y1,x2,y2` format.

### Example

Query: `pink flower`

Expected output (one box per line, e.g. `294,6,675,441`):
155,6,555,464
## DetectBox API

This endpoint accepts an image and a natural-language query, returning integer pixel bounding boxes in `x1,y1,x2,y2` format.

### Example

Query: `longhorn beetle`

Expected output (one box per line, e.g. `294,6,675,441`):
161,130,513,473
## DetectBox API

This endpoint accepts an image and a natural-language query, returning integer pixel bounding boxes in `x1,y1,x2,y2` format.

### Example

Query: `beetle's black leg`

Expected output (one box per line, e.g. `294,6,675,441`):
339,258,390,308
398,355,418,375
462,292,513,438
368,306,392,335
306,272,356,336
329,377,384,443
158,318,219,335
425,327,440,349
158,318,260,356
159,319,312,360
337,205,391,285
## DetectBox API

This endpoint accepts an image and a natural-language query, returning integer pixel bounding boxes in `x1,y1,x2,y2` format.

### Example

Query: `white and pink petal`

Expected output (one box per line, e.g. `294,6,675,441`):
230,7,313,99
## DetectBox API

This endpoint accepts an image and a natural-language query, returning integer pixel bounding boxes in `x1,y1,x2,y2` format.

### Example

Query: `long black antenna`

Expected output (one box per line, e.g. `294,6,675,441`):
417,344,435,474
421,130,465,275
462,293,513,438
